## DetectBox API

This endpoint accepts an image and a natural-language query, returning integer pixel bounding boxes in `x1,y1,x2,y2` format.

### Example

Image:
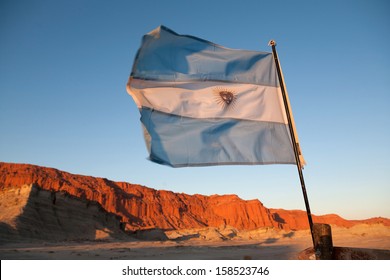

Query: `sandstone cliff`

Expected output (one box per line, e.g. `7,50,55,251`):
0,184,127,242
1,162,388,236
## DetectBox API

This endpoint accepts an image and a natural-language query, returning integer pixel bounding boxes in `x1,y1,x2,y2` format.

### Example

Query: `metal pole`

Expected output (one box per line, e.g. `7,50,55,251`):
268,40,315,247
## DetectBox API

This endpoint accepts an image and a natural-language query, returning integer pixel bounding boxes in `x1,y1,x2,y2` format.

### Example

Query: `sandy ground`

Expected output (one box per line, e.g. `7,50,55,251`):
1,225,389,260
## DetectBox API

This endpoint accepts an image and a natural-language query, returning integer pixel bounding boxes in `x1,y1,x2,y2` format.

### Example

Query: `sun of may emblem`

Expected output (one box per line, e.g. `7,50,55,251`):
213,87,237,110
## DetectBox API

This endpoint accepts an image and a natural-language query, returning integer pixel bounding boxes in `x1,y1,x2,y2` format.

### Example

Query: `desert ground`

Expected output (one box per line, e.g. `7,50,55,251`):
1,224,389,260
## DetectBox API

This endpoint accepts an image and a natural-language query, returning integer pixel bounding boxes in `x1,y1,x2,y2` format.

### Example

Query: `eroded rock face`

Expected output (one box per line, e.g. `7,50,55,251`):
1,162,389,235
0,184,126,242
0,162,280,231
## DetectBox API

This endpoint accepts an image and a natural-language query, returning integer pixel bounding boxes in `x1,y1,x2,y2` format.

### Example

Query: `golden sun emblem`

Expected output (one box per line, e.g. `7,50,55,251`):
213,87,237,110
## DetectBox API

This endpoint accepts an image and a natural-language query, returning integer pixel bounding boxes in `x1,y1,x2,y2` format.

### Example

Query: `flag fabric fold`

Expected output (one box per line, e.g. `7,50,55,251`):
127,25,303,167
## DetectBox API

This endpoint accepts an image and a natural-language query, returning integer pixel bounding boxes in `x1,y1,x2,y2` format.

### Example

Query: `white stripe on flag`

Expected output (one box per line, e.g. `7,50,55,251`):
128,78,288,124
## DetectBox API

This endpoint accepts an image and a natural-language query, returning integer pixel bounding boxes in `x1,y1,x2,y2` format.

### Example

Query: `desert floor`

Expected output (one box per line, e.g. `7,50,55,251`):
1,225,389,260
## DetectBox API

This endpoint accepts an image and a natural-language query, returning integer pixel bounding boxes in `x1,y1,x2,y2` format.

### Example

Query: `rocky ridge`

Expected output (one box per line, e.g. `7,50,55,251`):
1,162,388,237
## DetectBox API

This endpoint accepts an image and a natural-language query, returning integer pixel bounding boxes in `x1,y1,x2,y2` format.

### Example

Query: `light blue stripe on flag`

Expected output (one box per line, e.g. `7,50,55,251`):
131,26,278,86
141,108,295,167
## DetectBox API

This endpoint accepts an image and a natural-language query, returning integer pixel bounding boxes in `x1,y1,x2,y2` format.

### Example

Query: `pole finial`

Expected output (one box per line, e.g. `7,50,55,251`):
268,40,277,47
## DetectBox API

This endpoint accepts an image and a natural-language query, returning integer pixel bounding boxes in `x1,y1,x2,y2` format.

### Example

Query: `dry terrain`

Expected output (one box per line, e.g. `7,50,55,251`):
1,224,389,260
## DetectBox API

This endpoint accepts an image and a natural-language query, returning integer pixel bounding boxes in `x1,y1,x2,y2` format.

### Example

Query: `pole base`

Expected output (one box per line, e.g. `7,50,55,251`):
313,223,333,260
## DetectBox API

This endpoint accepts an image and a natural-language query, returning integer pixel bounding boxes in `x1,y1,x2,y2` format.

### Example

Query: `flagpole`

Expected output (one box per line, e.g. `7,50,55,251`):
268,40,315,247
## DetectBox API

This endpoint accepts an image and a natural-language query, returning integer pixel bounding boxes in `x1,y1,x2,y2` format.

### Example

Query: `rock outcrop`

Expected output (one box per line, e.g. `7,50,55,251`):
1,162,389,236
0,184,127,242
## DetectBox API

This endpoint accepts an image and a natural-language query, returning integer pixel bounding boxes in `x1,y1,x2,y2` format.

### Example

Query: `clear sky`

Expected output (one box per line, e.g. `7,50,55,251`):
1,0,389,220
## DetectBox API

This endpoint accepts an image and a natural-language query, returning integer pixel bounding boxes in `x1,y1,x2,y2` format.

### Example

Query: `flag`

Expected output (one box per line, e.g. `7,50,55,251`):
127,25,304,167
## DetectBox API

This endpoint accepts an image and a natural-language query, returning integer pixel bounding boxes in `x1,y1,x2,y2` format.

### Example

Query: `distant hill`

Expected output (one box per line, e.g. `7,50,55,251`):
1,162,388,241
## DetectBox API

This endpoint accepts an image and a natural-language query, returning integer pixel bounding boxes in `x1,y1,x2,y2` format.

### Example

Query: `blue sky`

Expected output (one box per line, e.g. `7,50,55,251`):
1,0,389,220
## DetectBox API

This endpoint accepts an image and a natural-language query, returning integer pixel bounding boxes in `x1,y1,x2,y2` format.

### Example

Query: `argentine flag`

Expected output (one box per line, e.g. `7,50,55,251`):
127,26,301,167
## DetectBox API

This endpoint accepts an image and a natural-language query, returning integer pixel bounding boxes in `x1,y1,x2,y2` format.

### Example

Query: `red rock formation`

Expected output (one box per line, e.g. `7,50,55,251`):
270,209,354,230
1,162,389,231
